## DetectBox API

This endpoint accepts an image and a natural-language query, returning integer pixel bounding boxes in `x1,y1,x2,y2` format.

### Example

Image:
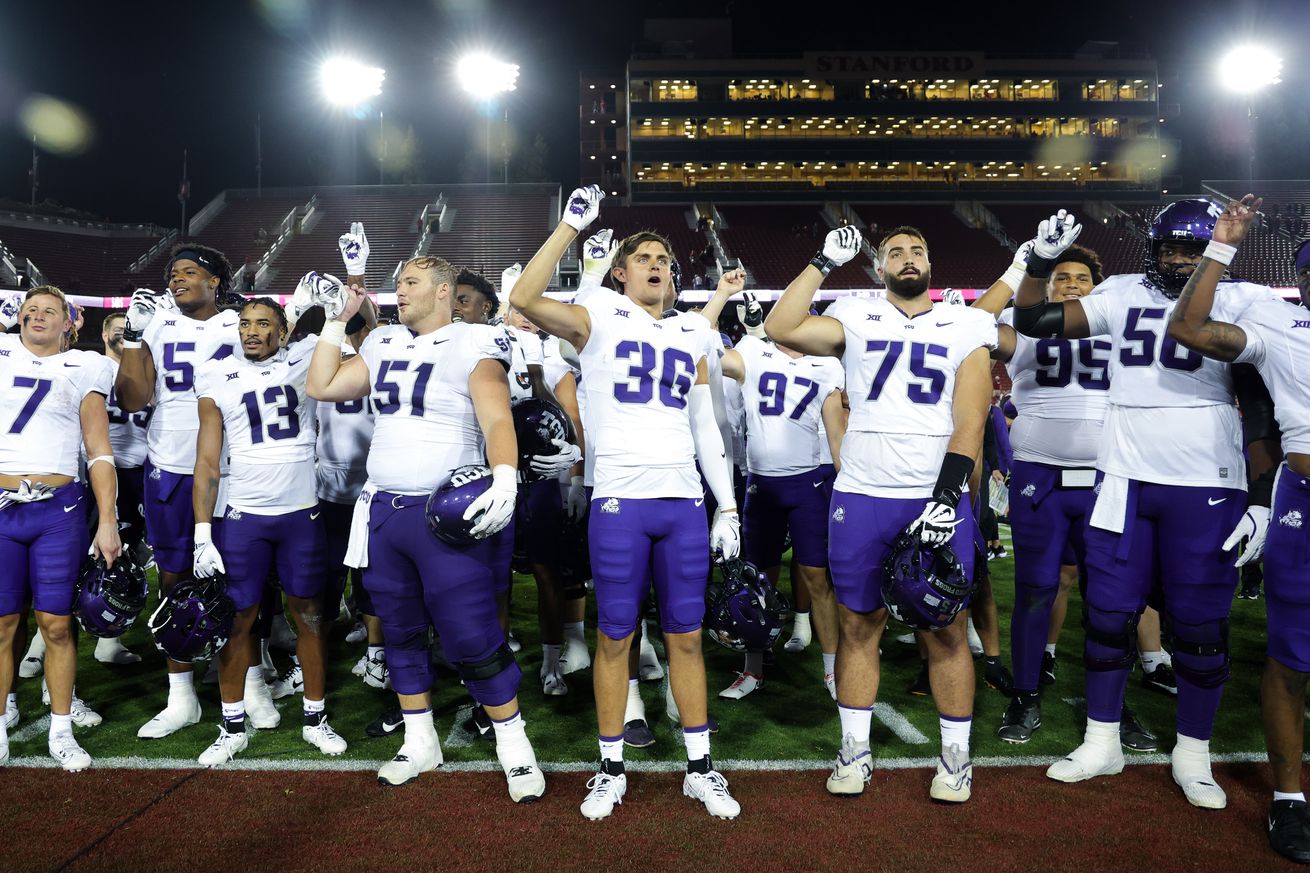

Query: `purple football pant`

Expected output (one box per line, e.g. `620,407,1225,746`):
143,460,194,575
1008,460,1093,693
363,492,519,705
1083,479,1244,739
517,478,562,565
828,490,978,615
0,482,88,616
588,496,709,639
319,498,360,619
816,463,837,505
744,469,829,569
489,517,516,595
217,506,326,612
1264,466,1310,673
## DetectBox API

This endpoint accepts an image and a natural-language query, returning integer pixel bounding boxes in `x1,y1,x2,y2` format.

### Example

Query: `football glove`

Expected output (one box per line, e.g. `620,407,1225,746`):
529,438,583,477
566,475,588,521
711,509,741,561
561,185,604,232
1032,209,1082,261
0,293,21,330
941,288,965,306
465,465,517,538
123,289,160,344
811,226,863,275
287,275,315,327
909,500,961,546
1223,505,1270,568
581,228,617,285
338,221,369,276
0,479,56,512
192,523,225,578
735,289,765,339
500,263,522,302
299,271,347,321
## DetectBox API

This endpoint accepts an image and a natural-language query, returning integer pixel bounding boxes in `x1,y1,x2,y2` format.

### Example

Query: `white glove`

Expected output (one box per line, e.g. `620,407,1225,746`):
287,276,315,327
1223,505,1270,567
1032,209,1083,261
0,479,57,512
465,465,518,539
581,228,617,284
299,271,347,321
192,523,226,578
909,500,961,546
0,293,21,329
529,438,582,477
562,185,604,232
566,475,588,521
736,290,765,339
338,222,369,276
710,509,741,560
123,288,160,343
941,288,965,306
822,226,863,267
500,263,522,303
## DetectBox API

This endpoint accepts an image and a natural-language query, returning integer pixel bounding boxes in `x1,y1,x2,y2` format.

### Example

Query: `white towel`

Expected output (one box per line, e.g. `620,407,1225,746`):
344,483,377,569
1089,472,1129,534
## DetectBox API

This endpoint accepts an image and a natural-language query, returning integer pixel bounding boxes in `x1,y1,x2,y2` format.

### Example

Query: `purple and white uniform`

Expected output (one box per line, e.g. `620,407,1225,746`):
105,360,151,549
195,338,323,611
823,297,995,613
1075,273,1279,739
0,334,112,615
140,309,239,573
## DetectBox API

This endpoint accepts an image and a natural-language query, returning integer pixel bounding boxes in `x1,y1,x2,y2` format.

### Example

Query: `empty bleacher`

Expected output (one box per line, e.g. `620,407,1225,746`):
0,217,163,293
987,204,1154,280
575,205,711,286
425,186,557,282
717,205,874,290
853,204,1010,289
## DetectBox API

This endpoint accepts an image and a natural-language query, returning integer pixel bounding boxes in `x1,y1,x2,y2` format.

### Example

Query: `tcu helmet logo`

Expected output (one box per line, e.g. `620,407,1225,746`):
832,505,845,523
1280,510,1304,529
449,466,492,488
601,497,621,515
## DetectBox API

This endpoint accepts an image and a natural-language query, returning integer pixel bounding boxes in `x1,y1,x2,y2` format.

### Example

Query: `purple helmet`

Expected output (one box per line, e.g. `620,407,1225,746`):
1146,199,1223,296
426,464,495,547
705,558,790,652
512,397,577,483
881,531,971,631
148,575,235,663
74,555,149,638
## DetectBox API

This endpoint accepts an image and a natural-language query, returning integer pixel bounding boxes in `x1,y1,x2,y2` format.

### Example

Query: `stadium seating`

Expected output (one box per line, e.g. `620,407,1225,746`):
424,187,557,282
575,205,711,286
717,205,874,290
0,217,163,294
987,205,1156,280
853,204,1010,289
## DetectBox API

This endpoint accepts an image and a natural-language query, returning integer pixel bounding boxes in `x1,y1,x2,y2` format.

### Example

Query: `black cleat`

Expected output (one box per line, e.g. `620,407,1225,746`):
1142,663,1178,696
1239,564,1264,601
1040,652,1057,688
623,718,656,748
908,664,931,697
1269,800,1310,864
467,704,494,741
366,704,403,738
984,658,1014,696
1119,705,1158,752
998,694,1041,744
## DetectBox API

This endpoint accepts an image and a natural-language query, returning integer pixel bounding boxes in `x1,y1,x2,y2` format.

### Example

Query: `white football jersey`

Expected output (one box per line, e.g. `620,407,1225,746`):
315,389,375,505
825,296,997,497
0,335,113,477
104,360,151,468
360,322,512,494
1000,309,1110,467
578,293,711,499
736,336,844,476
142,309,240,474
1079,274,1280,488
1235,298,1310,456
195,338,318,513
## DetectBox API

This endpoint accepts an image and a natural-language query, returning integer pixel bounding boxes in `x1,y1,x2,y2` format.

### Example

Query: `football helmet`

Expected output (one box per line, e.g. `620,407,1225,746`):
148,575,236,662
426,464,494,547
1146,199,1221,296
705,558,789,652
511,397,577,483
74,555,150,638
881,530,971,631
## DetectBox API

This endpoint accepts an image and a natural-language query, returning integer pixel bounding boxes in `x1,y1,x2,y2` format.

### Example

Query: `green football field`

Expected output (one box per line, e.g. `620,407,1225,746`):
3,527,1276,770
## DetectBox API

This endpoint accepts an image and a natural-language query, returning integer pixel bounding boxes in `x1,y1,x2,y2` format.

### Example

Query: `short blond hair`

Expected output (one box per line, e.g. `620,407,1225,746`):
402,255,456,292
24,285,76,345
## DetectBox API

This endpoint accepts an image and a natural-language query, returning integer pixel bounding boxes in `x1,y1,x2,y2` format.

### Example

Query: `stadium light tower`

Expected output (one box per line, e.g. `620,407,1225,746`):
456,54,520,183
319,57,386,185
1216,45,1283,180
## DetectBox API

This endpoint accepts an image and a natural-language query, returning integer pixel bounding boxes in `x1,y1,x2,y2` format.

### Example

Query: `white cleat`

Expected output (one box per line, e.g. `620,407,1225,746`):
19,653,44,679
43,684,103,728
930,744,973,803
49,732,91,772
345,621,367,644
783,621,811,653
719,672,762,700
638,626,664,681
245,681,281,730
541,667,568,697
1172,748,1227,809
580,771,627,820
94,637,141,665
966,618,984,657
198,726,250,767
5,703,19,730
683,770,741,820
377,737,442,787
351,653,368,677
498,742,546,803
824,673,837,701
826,734,873,796
138,694,202,739
271,664,304,700
560,638,591,675
507,633,522,654
362,652,390,690
0,723,8,767
302,716,348,756
1046,740,1124,783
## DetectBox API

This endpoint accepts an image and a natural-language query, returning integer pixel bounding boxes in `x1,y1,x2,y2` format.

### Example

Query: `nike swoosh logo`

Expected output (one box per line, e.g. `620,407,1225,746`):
63,505,79,513
1208,497,1227,506
813,481,823,488
935,322,952,327
432,340,449,345
310,512,321,520
694,498,705,507
681,327,695,333
63,363,80,368
380,719,402,734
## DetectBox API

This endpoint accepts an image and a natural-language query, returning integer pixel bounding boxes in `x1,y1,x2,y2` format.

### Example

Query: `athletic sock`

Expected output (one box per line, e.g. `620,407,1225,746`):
168,670,195,695
1044,643,1057,657
743,652,764,677
491,710,532,759
684,724,711,770
822,652,836,675
623,678,646,723
1275,791,1307,803
564,621,586,644
939,713,971,757
49,712,73,738
791,611,811,635
1140,650,1167,672
221,700,246,733
838,704,873,747
542,644,561,673
599,733,624,770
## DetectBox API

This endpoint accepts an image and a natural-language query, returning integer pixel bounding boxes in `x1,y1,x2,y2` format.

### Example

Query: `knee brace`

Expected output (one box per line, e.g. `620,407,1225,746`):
459,643,522,708
1167,615,1230,689
1082,605,1141,672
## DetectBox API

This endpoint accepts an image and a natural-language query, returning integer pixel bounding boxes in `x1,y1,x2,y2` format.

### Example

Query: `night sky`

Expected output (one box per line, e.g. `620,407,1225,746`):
0,0,1304,226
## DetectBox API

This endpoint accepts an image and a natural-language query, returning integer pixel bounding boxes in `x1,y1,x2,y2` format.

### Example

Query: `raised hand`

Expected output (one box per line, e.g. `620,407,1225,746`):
1032,209,1082,261
561,185,604,232
1213,195,1264,247
823,226,863,267
338,222,369,276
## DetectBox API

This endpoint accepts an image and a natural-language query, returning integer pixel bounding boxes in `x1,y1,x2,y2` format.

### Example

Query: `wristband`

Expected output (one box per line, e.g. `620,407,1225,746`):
491,464,518,490
121,339,143,349
932,452,975,507
194,522,213,545
344,312,367,335
998,265,1026,295
809,253,836,276
87,455,116,470
1203,240,1237,266
319,320,347,346
1024,252,1056,280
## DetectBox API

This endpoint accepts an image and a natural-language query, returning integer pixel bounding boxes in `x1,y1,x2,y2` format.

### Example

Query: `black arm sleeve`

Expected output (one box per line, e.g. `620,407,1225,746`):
1232,362,1280,447
1012,300,1066,338
982,414,1000,473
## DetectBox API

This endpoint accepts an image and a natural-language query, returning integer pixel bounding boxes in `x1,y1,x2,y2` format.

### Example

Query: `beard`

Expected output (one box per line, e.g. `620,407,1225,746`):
885,269,931,299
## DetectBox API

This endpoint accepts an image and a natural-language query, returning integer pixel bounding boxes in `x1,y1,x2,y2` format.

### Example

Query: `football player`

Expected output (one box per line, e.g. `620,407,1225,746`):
696,276,846,700
307,256,545,802
1166,201,1310,860
115,243,240,739
191,296,347,764
0,286,121,771
1010,204,1281,808
766,225,995,803
510,187,743,820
